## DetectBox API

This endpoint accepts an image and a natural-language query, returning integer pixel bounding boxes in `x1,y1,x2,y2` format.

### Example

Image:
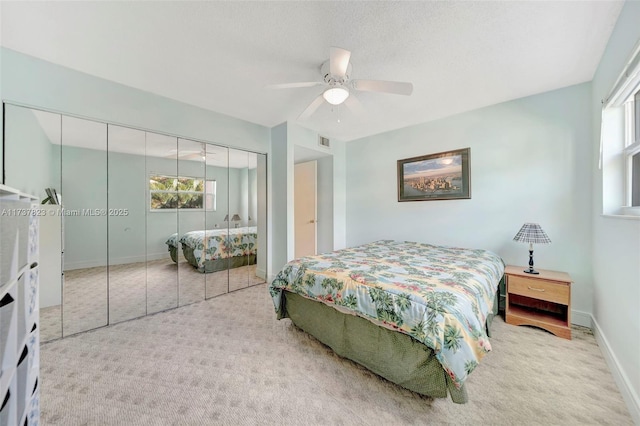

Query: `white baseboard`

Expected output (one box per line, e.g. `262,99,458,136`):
64,259,106,270
592,315,640,424
256,268,266,280
147,252,171,262
64,252,171,270
107,253,168,265
570,309,592,328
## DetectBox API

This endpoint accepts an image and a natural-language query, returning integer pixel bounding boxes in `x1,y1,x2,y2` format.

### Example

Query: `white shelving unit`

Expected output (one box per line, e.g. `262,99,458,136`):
39,206,62,309
0,184,40,426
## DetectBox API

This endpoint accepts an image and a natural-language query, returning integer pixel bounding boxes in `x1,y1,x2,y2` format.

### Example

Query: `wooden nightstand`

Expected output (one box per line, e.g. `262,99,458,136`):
504,265,572,340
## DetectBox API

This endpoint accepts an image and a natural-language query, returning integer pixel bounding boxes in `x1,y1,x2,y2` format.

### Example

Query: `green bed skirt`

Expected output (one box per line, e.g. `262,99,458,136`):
169,245,178,263
168,245,256,273
281,287,500,404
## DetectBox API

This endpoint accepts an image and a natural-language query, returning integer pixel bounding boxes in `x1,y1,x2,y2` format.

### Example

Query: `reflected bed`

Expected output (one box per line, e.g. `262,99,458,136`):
166,226,257,273
269,240,505,403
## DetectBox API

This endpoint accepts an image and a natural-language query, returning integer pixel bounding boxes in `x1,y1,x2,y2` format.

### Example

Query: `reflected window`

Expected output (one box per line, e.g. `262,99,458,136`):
149,175,216,210
205,180,217,211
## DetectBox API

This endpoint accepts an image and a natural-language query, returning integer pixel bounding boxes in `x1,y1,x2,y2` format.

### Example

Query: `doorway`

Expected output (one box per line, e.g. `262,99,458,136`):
294,160,317,258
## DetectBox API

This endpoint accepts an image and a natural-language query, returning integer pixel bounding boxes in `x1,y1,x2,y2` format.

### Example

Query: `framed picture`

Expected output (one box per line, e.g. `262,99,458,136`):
397,148,470,202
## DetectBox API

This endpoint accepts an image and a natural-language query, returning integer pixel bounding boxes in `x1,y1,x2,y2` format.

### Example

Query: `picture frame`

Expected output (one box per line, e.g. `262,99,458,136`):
397,148,470,202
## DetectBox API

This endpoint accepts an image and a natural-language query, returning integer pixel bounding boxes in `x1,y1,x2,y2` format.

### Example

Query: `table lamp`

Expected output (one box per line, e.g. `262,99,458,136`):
513,223,551,274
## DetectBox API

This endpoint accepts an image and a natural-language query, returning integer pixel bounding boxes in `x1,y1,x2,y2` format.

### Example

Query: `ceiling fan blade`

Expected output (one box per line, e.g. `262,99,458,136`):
344,95,365,116
164,149,204,160
352,79,413,96
298,95,325,121
266,82,322,89
183,153,205,160
329,47,351,77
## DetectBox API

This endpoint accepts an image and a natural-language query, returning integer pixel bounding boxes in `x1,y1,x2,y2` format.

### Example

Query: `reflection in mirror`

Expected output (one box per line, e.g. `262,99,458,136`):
146,132,179,314
224,149,266,291
229,149,250,291
204,144,231,298
250,153,267,286
4,105,63,341
61,115,108,336
177,138,206,306
3,102,268,340
107,125,147,323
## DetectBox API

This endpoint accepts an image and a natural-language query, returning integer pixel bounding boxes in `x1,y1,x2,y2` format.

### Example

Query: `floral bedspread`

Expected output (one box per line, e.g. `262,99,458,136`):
166,226,257,268
269,240,505,388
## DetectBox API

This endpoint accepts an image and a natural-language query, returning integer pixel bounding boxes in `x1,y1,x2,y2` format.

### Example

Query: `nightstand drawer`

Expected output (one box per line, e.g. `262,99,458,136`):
508,275,569,305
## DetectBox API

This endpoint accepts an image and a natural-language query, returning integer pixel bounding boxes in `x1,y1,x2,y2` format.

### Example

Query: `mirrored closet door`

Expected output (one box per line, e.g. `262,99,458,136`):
204,144,230,299
4,105,63,341
61,115,109,336
250,152,267,286
228,149,267,291
107,125,147,324
229,149,249,291
146,132,179,315
177,138,206,306
3,102,267,342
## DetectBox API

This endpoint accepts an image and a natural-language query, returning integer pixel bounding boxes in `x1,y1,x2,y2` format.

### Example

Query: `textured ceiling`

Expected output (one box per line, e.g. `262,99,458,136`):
0,1,624,142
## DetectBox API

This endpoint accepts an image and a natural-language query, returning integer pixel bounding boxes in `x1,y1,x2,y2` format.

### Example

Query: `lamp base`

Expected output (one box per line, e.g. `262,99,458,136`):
524,249,539,274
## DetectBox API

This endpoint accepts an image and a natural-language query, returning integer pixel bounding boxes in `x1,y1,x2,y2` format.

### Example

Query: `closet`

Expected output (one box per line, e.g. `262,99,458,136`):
3,103,267,342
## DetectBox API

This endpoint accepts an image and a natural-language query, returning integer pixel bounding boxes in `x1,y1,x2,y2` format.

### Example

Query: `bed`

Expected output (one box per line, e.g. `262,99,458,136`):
166,226,257,273
269,240,505,403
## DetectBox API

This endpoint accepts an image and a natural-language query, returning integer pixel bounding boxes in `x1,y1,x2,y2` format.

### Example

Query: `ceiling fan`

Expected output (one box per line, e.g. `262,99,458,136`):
267,47,414,120
164,148,206,161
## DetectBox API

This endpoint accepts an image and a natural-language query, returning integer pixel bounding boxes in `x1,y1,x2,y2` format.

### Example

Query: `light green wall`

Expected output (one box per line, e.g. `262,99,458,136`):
316,156,334,254
248,168,258,225
61,145,108,268
0,48,269,153
269,123,289,275
346,83,593,323
4,105,58,200
268,121,347,276
108,149,146,265
590,1,640,422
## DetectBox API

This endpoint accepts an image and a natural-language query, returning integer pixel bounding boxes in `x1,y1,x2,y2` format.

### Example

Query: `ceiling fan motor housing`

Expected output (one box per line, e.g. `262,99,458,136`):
320,60,352,86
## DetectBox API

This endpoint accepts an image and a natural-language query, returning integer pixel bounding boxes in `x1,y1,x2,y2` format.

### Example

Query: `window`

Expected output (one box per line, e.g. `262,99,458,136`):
149,175,216,210
601,41,640,214
205,180,217,211
631,91,640,206
623,89,640,207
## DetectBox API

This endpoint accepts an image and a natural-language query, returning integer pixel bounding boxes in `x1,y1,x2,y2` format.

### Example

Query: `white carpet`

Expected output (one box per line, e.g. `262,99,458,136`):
40,259,263,342
40,284,633,425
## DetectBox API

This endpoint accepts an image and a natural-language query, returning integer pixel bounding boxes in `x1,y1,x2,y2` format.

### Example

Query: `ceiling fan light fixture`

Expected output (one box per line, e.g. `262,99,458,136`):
323,86,349,105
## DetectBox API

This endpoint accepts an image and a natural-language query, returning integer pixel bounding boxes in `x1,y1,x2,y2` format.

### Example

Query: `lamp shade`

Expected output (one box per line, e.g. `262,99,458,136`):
513,223,551,244
323,87,349,105
223,214,229,222
231,214,241,222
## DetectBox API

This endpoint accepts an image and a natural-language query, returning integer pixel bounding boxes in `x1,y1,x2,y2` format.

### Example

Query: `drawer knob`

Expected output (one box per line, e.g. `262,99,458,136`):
528,286,546,292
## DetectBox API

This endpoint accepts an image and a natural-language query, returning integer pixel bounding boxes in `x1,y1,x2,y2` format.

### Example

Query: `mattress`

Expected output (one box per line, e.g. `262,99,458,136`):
269,239,505,389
